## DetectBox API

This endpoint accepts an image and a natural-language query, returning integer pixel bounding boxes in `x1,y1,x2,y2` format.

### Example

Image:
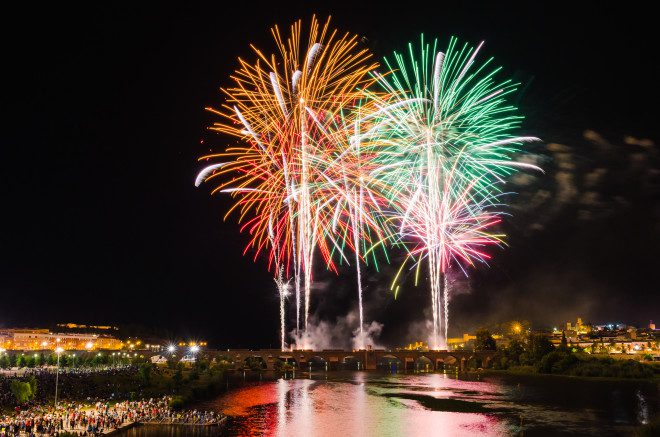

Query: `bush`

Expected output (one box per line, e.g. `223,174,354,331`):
27,375,37,397
274,360,294,372
139,363,152,384
173,367,183,387
169,395,185,410
474,329,497,351
10,380,33,403
551,353,578,374
538,351,570,374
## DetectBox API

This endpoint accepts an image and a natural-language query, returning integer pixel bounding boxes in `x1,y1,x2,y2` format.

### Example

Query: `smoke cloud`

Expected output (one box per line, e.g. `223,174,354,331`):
289,309,385,350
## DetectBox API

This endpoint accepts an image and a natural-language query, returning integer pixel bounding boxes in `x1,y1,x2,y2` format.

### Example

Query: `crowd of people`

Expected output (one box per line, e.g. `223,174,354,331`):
0,397,224,436
0,367,140,409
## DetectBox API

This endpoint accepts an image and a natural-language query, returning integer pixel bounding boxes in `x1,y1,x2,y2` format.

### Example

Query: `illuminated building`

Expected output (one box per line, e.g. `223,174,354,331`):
57,323,118,331
402,333,504,351
566,317,592,335
0,328,123,351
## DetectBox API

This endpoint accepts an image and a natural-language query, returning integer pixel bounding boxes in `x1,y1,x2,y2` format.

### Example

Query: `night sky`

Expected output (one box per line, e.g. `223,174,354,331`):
1,2,657,348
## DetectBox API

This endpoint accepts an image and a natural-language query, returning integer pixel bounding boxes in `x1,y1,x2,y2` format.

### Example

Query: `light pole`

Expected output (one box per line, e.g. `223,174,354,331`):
54,347,64,408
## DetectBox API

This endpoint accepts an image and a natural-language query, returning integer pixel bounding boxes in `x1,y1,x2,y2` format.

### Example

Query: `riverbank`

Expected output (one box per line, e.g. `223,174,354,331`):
482,365,660,382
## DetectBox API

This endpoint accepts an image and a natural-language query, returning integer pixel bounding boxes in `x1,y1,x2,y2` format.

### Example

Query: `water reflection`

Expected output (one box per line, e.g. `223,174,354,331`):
637,389,649,425
200,372,658,436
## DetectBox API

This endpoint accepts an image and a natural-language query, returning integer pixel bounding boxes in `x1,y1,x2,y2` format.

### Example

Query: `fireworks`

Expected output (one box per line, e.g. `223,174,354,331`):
360,35,540,348
196,23,539,350
196,16,378,349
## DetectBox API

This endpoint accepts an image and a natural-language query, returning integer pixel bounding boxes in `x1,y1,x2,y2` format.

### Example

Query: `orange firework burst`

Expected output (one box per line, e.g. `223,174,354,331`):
196,16,378,333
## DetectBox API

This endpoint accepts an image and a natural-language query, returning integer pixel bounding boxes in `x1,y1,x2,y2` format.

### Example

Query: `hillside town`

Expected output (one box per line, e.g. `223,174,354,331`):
402,318,660,360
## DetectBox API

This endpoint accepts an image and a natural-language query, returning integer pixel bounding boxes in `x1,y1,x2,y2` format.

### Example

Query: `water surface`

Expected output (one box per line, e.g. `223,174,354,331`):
119,371,659,436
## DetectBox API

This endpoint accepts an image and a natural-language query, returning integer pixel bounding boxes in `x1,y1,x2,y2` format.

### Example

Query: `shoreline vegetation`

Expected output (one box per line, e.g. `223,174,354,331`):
466,328,659,379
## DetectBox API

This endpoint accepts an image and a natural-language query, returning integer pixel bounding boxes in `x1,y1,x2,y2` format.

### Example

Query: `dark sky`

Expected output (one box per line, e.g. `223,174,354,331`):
1,2,657,348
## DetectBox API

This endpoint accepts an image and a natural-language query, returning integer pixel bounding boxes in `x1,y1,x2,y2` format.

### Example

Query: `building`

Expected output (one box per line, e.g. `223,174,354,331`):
566,317,592,335
401,333,504,351
0,328,123,351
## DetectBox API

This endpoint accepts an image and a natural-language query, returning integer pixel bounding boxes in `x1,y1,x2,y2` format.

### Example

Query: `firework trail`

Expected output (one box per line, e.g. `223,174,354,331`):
195,17,377,343
268,215,290,350
312,105,393,349
195,24,539,350
362,35,540,348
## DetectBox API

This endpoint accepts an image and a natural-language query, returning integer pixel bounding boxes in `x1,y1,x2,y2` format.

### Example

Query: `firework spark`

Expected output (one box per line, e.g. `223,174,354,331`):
196,25,539,351
361,35,540,348
196,16,378,345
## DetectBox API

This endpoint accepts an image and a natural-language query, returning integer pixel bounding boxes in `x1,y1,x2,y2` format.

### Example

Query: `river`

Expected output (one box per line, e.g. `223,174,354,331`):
117,371,658,436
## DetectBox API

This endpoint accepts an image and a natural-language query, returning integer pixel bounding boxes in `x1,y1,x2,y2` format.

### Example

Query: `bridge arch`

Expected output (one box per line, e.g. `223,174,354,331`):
377,354,402,372
442,355,460,371
244,355,267,370
274,355,297,370
341,355,362,370
466,355,483,370
307,355,328,370
415,355,432,372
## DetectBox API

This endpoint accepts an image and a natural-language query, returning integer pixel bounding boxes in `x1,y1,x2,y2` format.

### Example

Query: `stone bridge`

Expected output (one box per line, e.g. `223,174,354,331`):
208,349,495,371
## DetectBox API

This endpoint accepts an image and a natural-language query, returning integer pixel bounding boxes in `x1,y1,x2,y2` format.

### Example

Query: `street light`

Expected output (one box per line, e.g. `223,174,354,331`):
54,347,64,408
167,345,176,354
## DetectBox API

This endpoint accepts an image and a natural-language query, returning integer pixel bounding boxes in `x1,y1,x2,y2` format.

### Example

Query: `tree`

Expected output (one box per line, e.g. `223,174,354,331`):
15,354,26,368
474,329,497,351
9,380,33,403
559,331,568,351
173,366,183,388
528,334,555,363
139,363,152,385
506,339,526,365
0,354,10,369
27,375,37,398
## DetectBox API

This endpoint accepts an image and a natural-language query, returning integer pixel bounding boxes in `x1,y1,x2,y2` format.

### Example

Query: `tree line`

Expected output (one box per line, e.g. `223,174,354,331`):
473,329,657,378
